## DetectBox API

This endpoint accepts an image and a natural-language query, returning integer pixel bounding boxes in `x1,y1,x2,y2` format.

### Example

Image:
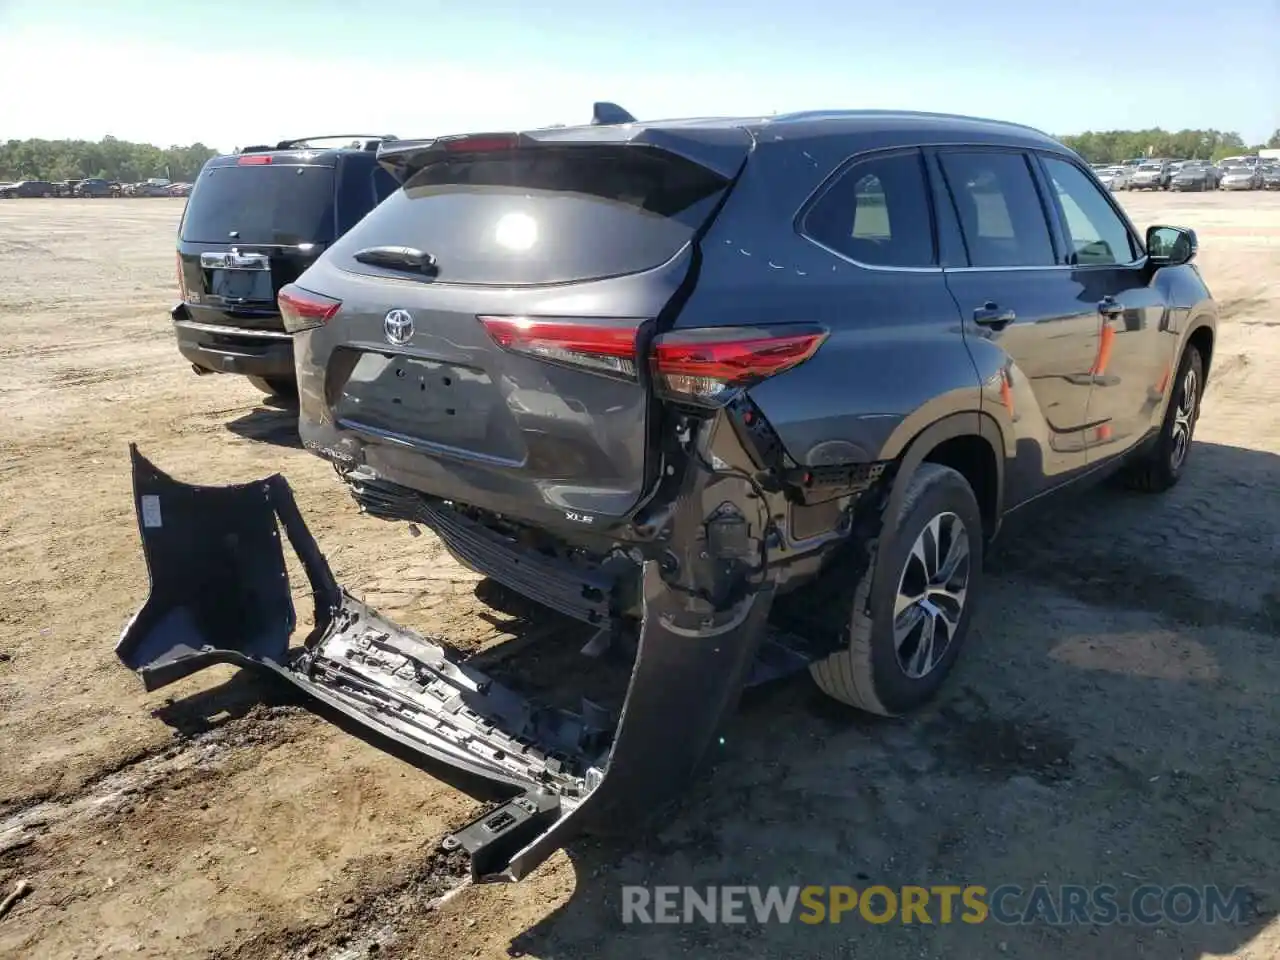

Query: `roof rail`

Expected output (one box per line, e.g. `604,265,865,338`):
591,102,635,126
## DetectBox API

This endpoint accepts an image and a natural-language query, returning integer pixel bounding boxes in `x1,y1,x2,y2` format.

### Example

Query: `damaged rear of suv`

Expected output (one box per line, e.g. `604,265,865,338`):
119,109,1215,880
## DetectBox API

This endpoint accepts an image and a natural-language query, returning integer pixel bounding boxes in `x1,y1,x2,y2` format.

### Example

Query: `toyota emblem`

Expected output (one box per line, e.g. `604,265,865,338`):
383,309,414,346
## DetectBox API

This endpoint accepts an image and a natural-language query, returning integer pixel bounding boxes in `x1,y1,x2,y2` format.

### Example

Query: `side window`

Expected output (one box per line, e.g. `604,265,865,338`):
937,151,1056,268
802,151,935,268
1040,157,1137,265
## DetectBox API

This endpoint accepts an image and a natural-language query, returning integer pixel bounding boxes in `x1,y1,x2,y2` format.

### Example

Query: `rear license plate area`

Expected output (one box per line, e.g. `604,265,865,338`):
337,353,495,443
207,268,274,303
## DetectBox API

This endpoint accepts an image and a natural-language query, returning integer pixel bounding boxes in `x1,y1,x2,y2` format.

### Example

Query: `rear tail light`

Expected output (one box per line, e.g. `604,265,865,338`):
175,251,187,301
479,316,642,379
652,325,828,404
278,284,342,334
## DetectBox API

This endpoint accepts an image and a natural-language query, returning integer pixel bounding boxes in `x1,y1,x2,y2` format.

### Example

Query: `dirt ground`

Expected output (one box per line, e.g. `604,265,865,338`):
0,192,1277,960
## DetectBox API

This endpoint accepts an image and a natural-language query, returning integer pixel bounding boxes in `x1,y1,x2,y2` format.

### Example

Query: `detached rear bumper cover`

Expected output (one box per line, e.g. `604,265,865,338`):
117,446,774,881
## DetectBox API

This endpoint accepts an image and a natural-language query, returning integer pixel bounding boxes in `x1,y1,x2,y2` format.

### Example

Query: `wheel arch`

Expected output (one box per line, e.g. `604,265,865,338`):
882,411,1005,549
1186,320,1214,379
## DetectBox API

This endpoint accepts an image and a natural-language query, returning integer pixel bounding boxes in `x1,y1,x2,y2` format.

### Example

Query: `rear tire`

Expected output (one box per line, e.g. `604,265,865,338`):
1124,345,1204,493
809,463,983,716
247,376,297,399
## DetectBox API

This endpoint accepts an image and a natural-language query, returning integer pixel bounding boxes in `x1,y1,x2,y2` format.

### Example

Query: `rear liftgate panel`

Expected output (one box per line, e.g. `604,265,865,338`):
116,446,777,881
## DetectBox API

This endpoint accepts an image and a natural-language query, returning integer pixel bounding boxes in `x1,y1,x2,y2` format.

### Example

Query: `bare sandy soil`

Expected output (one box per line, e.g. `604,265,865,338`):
0,193,1277,959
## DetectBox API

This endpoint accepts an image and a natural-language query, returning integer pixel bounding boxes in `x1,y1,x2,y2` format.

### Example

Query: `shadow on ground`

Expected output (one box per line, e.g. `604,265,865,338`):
149,440,1280,958
224,395,302,449
502,440,1280,960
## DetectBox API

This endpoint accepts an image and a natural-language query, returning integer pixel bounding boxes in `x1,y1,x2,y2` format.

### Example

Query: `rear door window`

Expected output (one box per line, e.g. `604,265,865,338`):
181,163,337,245
936,151,1057,268
801,150,936,267
332,146,729,285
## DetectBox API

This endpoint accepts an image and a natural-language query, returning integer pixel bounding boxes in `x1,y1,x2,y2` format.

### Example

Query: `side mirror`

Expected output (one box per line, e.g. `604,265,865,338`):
1146,225,1197,266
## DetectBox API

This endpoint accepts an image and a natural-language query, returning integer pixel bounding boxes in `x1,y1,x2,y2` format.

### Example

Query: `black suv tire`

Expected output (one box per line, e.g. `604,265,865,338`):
1124,344,1204,493
810,463,983,716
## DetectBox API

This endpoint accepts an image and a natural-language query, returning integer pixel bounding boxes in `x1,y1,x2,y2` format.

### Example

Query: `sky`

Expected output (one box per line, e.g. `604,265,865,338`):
1,0,1276,152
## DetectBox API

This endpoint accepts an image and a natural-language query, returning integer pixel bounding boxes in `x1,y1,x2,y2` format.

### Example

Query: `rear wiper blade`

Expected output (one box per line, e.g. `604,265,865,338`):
353,246,437,274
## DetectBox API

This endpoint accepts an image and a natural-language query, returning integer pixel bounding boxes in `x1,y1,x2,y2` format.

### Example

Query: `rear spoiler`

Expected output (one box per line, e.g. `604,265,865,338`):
376,122,752,183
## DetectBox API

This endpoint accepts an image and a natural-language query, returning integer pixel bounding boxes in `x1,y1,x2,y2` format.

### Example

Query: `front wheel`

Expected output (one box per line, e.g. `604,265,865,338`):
810,463,983,716
1124,345,1204,493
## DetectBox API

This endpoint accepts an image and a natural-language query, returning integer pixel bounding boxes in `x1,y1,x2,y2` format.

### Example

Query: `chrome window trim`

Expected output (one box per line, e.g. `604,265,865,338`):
943,259,1152,274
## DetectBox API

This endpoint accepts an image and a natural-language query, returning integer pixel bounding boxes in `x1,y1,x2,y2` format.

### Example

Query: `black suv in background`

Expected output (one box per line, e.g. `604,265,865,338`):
75,178,116,198
0,180,56,198
173,136,400,396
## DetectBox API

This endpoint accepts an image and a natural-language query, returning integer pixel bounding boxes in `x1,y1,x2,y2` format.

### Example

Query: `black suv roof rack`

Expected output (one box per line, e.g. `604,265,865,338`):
236,135,399,154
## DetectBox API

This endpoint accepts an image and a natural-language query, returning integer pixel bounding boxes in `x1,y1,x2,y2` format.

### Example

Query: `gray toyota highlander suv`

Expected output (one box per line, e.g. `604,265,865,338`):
121,109,1214,879
283,109,1213,716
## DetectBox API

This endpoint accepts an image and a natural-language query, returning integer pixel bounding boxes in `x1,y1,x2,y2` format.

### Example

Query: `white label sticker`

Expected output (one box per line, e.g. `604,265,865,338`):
140,495,163,529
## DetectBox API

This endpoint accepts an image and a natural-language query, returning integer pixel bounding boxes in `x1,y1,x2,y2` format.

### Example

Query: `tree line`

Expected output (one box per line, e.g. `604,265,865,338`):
2,127,1278,183
1056,128,1280,164
0,136,218,183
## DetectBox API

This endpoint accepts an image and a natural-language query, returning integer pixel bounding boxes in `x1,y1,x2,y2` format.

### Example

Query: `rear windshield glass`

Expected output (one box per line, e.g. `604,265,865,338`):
332,146,728,285
181,163,336,244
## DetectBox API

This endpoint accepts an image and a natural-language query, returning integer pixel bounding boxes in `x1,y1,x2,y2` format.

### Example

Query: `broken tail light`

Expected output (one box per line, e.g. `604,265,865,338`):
479,316,643,380
651,325,828,405
278,284,342,334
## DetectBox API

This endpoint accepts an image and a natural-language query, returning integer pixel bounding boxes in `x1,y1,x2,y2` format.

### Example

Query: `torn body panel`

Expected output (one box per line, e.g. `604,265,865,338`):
117,445,789,881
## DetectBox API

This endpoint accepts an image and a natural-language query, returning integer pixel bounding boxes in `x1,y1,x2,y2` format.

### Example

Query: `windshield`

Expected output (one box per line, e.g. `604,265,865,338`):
181,163,337,245
1138,164,1162,171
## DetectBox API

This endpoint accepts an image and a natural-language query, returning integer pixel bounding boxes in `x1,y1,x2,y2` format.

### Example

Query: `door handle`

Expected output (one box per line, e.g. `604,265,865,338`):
973,301,1016,328
1098,296,1124,319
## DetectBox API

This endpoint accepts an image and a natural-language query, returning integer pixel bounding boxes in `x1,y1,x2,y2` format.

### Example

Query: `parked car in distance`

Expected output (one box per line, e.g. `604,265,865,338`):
168,182,193,197
1097,165,1131,190
74,178,115,198
283,108,1216,732
173,134,402,396
1261,164,1280,190
0,179,57,198
1129,160,1170,190
1169,161,1217,191
1220,164,1260,190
